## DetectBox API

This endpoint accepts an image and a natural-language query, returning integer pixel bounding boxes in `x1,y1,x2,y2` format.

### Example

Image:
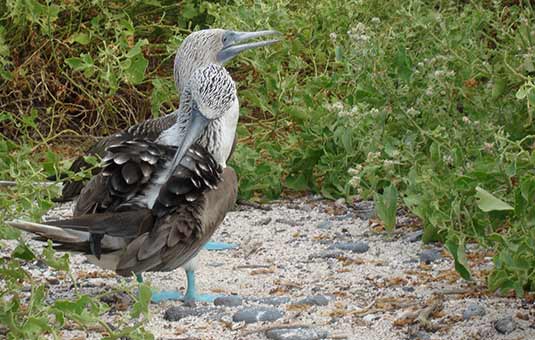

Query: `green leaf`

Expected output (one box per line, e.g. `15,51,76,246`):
124,54,148,85
42,241,70,271
12,242,36,260
69,32,91,45
394,47,412,82
475,186,513,212
445,238,471,280
131,283,152,318
126,39,149,58
374,184,398,231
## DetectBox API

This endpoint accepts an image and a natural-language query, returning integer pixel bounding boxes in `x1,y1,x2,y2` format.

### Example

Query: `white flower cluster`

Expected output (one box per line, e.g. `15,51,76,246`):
325,101,381,119
348,22,369,43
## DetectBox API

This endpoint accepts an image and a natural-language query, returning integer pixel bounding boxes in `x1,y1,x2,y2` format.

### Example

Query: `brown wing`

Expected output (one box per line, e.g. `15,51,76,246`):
56,114,177,202
74,139,173,216
116,167,237,275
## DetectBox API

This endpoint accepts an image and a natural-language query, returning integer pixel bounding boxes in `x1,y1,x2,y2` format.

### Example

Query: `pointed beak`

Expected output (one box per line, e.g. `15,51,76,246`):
217,30,281,64
167,108,209,178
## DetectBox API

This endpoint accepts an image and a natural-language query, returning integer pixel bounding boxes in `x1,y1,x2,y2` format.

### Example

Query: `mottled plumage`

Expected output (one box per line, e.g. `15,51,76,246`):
55,28,278,202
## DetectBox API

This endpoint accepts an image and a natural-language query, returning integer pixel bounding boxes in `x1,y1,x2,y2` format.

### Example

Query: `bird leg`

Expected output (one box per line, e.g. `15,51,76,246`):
148,270,220,303
203,241,238,251
183,269,220,303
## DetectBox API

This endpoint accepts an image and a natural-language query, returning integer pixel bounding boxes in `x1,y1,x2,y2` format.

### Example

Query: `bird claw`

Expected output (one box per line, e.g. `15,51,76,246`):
203,241,238,251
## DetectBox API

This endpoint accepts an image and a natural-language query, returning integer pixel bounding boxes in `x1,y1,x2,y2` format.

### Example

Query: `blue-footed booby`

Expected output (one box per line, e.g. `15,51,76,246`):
8,64,240,303
56,29,279,202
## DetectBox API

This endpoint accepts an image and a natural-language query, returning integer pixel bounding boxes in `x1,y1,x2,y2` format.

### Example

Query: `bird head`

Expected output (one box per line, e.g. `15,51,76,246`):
174,29,280,91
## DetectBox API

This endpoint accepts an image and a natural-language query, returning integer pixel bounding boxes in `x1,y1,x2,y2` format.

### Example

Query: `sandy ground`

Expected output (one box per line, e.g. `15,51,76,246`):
2,197,535,340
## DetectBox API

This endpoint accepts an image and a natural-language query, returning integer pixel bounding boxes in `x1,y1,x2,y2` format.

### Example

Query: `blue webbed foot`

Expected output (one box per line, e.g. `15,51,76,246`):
184,292,221,303
151,290,184,303
203,241,238,251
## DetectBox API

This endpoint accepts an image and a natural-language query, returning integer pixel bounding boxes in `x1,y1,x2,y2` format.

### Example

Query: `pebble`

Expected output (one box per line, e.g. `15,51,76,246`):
275,218,303,226
232,307,284,324
317,220,333,230
463,303,486,320
407,230,423,242
353,201,375,220
164,306,212,321
331,241,369,253
363,314,377,322
266,327,329,340
256,217,272,225
419,249,442,264
308,250,344,260
214,295,242,307
250,296,290,306
402,286,415,293
494,316,516,334
296,295,330,306
410,331,431,340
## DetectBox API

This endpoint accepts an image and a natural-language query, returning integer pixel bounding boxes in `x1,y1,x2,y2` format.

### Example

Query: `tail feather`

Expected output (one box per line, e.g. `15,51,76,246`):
6,219,88,243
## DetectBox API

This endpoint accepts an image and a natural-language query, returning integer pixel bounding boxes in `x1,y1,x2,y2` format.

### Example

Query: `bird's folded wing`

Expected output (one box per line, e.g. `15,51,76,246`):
74,139,175,215
57,114,178,202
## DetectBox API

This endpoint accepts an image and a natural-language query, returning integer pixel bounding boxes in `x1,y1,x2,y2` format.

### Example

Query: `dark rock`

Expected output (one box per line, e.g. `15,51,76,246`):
331,241,369,253
419,249,442,264
407,230,423,242
402,286,415,293
296,295,330,306
232,307,283,324
214,295,242,307
266,327,329,340
463,303,486,320
45,277,59,285
256,217,272,226
495,316,516,334
275,218,303,226
317,220,333,230
164,306,212,321
308,250,344,260
250,296,290,306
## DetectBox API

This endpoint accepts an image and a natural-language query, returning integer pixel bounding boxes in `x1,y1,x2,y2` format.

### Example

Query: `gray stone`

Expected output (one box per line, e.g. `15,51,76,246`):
353,200,375,220
410,331,431,340
419,249,442,264
214,295,242,307
164,306,212,321
275,218,303,226
317,220,333,230
308,250,344,260
495,316,516,334
331,241,369,253
232,307,284,324
250,296,290,306
266,327,329,340
402,286,415,293
463,303,486,320
256,217,272,225
407,230,423,242
296,295,330,306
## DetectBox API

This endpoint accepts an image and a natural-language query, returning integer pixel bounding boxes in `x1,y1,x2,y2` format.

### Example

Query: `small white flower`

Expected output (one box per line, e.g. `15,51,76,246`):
407,107,419,117
329,32,337,42
371,17,381,24
462,116,470,124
